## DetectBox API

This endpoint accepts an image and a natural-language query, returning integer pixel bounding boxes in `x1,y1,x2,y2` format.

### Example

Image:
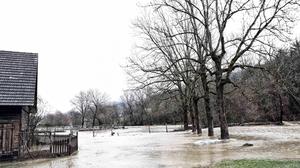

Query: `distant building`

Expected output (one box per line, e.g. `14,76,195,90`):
0,51,38,158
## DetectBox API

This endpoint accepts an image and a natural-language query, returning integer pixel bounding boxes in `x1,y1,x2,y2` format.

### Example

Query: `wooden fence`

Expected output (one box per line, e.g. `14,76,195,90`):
50,133,78,156
18,131,78,159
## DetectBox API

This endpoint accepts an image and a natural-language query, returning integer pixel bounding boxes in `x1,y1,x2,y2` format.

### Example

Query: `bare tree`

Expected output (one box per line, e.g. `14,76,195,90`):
28,96,48,133
71,91,90,128
87,89,109,128
129,7,203,131
152,0,300,139
121,91,137,125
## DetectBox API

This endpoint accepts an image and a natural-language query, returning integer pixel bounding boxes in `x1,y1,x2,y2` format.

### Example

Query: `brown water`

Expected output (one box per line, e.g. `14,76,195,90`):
1,125,300,168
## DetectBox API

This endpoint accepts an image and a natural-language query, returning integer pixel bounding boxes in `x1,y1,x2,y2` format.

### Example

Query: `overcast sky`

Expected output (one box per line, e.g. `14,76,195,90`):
0,0,299,112
0,0,147,112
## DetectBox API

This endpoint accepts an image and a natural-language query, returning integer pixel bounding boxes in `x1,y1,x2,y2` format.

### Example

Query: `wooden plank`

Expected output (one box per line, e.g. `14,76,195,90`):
65,139,69,153
0,125,3,152
10,126,13,152
59,140,61,154
2,125,6,151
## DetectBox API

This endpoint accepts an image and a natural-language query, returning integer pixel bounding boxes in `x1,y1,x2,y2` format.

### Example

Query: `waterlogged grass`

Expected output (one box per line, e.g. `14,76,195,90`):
214,159,300,168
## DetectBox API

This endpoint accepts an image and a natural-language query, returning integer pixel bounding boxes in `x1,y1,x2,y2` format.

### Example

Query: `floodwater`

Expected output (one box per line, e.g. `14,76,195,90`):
1,124,300,168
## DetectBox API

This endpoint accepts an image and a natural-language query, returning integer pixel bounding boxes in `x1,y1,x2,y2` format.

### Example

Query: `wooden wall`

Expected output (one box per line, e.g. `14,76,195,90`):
0,106,22,154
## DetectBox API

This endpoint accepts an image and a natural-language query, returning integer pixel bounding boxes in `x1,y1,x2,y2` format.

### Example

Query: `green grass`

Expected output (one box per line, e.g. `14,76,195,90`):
214,159,300,168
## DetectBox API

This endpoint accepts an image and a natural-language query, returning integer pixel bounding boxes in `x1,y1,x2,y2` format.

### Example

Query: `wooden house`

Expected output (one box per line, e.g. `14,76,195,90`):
0,51,38,158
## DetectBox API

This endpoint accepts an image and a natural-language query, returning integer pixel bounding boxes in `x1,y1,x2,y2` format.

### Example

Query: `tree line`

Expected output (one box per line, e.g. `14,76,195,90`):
40,89,120,128
39,88,183,129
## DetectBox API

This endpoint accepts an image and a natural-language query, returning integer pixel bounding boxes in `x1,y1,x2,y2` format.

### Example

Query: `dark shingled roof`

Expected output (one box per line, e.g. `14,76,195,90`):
0,51,38,106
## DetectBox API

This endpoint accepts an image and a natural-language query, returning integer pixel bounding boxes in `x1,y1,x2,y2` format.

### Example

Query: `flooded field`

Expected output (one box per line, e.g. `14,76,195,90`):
1,124,300,168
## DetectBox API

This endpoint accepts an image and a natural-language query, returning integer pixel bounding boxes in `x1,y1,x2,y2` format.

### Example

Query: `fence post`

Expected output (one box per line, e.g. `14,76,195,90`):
57,134,59,154
60,140,62,154
53,132,56,154
76,131,78,151
49,132,52,153
68,134,71,155
165,123,168,133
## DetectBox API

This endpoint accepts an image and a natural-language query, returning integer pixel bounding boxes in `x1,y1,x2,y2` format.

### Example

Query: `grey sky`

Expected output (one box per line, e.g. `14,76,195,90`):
0,0,299,112
0,0,145,112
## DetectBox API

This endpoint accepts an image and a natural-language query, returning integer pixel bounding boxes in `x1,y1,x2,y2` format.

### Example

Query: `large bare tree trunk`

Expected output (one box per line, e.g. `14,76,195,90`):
204,96,213,136
81,116,85,128
193,98,202,135
189,104,196,132
201,74,214,136
214,57,229,139
216,78,229,139
92,113,96,128
183,105,189,130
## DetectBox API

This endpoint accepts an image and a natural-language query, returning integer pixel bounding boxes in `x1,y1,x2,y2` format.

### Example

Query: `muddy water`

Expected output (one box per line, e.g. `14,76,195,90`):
1,125,300,168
